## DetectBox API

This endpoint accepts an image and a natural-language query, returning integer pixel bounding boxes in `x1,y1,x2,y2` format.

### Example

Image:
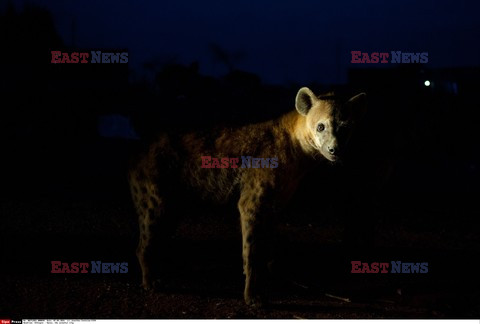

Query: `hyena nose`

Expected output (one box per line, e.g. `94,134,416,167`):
328,147,336,155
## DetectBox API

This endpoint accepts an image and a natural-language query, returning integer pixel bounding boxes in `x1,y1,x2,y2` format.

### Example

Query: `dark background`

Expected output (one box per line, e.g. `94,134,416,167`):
0,0,479,319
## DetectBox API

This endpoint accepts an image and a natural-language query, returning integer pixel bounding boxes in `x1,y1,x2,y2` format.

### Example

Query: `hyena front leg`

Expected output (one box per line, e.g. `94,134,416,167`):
238,188,273,307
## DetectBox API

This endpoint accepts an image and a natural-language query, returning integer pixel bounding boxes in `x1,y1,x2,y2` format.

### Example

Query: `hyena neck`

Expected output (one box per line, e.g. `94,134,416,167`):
280,110,318,158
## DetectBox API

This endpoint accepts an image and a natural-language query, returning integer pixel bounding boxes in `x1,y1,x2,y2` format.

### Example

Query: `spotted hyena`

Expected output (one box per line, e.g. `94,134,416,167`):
128,87,366,306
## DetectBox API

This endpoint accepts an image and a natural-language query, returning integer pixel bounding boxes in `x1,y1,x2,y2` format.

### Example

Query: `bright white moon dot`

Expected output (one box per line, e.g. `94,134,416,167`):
424,80,431,86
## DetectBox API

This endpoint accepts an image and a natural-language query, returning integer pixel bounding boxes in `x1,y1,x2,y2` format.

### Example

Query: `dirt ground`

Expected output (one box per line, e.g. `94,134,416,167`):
1,185,479,319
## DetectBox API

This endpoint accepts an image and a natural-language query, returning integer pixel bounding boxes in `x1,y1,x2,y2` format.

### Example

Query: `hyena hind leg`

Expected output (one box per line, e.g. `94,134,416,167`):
135,192,178,291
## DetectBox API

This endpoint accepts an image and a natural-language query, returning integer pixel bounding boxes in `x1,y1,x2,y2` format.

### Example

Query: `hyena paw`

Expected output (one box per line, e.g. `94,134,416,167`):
141,280,153,291
142,278,166,292
141,276,158,290
244,293,266,308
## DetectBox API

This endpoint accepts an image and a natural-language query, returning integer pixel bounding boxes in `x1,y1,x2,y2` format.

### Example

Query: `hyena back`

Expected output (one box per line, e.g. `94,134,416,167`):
128,87,366,306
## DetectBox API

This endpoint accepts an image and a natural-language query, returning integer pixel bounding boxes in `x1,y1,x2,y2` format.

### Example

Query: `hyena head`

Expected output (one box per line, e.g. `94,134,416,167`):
295,87,366,162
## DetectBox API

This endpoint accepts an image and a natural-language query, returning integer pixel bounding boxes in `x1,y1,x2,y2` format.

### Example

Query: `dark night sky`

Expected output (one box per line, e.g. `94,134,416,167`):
7,0,480,84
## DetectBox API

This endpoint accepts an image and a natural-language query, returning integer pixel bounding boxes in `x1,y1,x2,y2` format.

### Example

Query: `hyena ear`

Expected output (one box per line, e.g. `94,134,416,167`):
345,92,367,121
295,87,317,116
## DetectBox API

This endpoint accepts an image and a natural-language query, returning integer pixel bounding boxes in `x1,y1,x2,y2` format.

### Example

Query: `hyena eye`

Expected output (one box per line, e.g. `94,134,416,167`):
317,123,325,132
